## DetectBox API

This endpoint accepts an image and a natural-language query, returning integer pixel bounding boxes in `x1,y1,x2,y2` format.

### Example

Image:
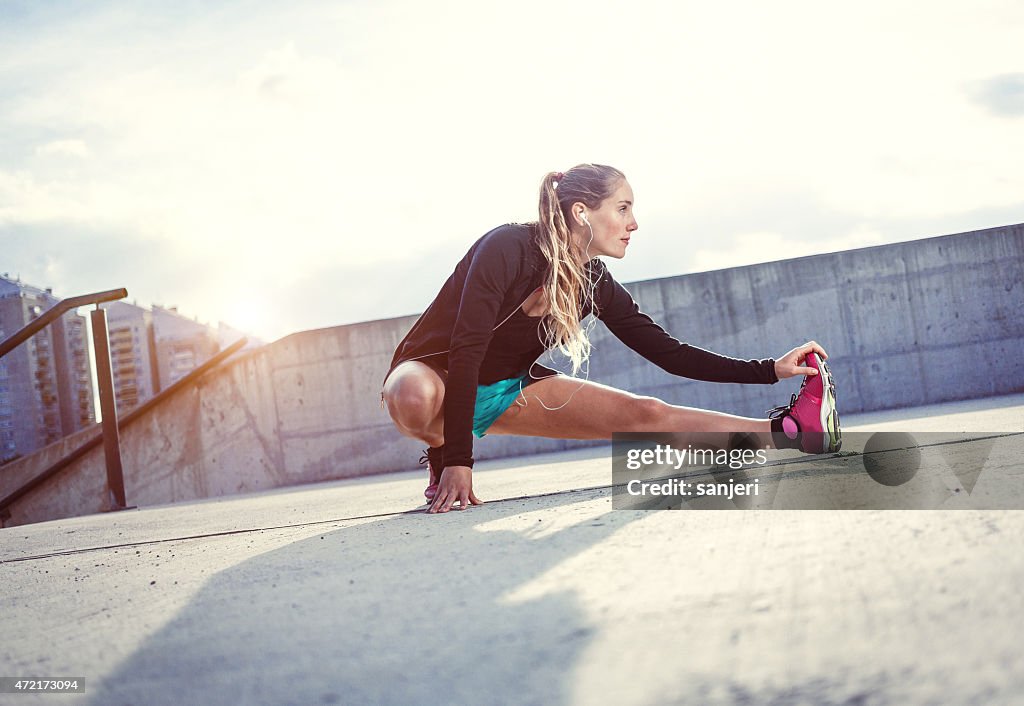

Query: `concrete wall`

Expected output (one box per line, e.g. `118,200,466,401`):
591,222,1024,420
2,223,1021,527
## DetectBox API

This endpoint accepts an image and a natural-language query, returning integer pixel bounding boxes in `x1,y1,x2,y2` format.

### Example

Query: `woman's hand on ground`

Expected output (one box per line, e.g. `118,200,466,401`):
428,465,483,514
775,341,828,379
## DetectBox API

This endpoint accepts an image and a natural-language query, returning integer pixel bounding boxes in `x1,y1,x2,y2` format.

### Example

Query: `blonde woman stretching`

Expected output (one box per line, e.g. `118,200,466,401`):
382,164,841,514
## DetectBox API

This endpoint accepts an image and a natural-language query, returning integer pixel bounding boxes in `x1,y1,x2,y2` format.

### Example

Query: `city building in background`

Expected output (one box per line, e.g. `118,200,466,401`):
0,274,95,463
1,275,263,464
102,301,160,413
100,302,260,413
151,305,222,389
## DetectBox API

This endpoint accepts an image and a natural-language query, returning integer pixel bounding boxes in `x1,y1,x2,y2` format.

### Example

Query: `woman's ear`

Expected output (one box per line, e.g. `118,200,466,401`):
571,201,588,227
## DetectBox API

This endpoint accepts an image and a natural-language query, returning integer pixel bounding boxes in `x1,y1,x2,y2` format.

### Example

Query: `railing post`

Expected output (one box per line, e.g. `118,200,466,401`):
90,306,127,509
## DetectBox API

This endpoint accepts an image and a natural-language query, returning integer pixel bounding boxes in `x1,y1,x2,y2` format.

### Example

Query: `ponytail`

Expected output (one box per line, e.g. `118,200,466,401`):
534,164,625,375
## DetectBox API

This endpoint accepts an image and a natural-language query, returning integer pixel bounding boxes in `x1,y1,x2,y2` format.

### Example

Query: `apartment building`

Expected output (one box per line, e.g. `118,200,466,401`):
101,300,161,413
0,275,95,462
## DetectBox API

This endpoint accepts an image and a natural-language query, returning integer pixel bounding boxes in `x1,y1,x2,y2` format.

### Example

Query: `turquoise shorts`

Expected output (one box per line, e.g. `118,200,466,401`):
472,374,530,438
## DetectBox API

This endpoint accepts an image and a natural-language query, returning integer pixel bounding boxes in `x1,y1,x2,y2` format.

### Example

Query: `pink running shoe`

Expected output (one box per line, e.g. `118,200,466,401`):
419,447,443,502
768,352,841,454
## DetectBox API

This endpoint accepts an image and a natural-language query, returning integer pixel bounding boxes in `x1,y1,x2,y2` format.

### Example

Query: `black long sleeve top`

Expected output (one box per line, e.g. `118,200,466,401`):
386,223,778,470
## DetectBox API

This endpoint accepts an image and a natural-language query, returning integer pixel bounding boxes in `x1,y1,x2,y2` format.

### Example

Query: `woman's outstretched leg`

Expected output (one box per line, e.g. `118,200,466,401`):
486,376,777,448
489,351,841,455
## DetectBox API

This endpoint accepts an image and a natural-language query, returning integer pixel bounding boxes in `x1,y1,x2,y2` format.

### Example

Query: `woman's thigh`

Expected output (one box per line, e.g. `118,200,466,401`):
486,375,661,439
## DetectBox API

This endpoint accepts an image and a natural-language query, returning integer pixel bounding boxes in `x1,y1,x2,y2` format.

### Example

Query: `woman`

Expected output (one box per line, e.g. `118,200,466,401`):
382,164,841,514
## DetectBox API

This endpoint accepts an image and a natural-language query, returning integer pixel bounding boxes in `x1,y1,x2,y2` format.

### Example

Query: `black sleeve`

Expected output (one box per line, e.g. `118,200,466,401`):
443,231,525,469
594,265,778,385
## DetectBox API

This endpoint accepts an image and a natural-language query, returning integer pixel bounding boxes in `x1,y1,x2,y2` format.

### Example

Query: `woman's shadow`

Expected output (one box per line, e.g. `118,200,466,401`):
87,486,644,706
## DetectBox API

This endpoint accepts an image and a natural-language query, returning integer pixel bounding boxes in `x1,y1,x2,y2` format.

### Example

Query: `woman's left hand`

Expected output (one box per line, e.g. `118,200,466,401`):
775,341,828,380
428,465,483,514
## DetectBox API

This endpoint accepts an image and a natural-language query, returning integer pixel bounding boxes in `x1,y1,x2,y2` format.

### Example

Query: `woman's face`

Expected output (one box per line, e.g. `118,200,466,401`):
576,179,638,259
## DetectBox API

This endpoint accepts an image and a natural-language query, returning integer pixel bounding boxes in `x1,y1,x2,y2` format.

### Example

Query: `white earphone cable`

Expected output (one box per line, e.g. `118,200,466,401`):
515,221,600,412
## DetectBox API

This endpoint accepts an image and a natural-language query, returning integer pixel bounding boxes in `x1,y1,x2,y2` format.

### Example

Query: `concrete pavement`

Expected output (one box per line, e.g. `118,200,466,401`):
2,394,1023,705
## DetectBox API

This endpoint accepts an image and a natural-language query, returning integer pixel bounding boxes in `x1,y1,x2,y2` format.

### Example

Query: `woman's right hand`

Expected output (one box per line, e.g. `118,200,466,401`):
428,465,484,514
774,341,828,379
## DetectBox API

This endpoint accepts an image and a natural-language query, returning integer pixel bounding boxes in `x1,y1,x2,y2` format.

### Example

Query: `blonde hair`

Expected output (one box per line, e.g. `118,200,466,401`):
535,163,626,375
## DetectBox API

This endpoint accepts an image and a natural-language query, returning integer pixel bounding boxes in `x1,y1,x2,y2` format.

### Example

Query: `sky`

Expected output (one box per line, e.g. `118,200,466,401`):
2,0,1023,344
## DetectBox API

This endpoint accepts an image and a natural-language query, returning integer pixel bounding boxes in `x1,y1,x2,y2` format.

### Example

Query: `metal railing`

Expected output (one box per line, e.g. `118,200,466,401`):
0,288,127,359
1,288,131,514
0,337,247,520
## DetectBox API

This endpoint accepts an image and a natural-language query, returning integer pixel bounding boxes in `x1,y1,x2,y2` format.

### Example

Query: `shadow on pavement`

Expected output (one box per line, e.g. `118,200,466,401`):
87,489,636,706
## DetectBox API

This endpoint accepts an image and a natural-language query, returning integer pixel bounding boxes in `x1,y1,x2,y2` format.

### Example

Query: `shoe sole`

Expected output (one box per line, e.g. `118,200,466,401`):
815,356,842,453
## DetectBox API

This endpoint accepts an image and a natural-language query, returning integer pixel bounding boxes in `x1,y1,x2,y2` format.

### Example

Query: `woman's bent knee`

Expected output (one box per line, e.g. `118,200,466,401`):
382,363,444,432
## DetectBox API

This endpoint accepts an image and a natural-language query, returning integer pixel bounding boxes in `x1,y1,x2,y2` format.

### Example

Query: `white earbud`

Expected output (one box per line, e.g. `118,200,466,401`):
579,211,589,225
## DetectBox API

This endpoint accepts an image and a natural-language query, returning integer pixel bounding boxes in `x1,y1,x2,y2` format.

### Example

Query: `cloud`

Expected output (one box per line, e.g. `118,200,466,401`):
0,212,465,344
0,220,219,324
967,73,1024,117
2,0,1024,346
35,139,90,158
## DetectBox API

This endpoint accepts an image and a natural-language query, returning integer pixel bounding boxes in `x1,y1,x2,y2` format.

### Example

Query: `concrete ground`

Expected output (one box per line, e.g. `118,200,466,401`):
1,394,1023,706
